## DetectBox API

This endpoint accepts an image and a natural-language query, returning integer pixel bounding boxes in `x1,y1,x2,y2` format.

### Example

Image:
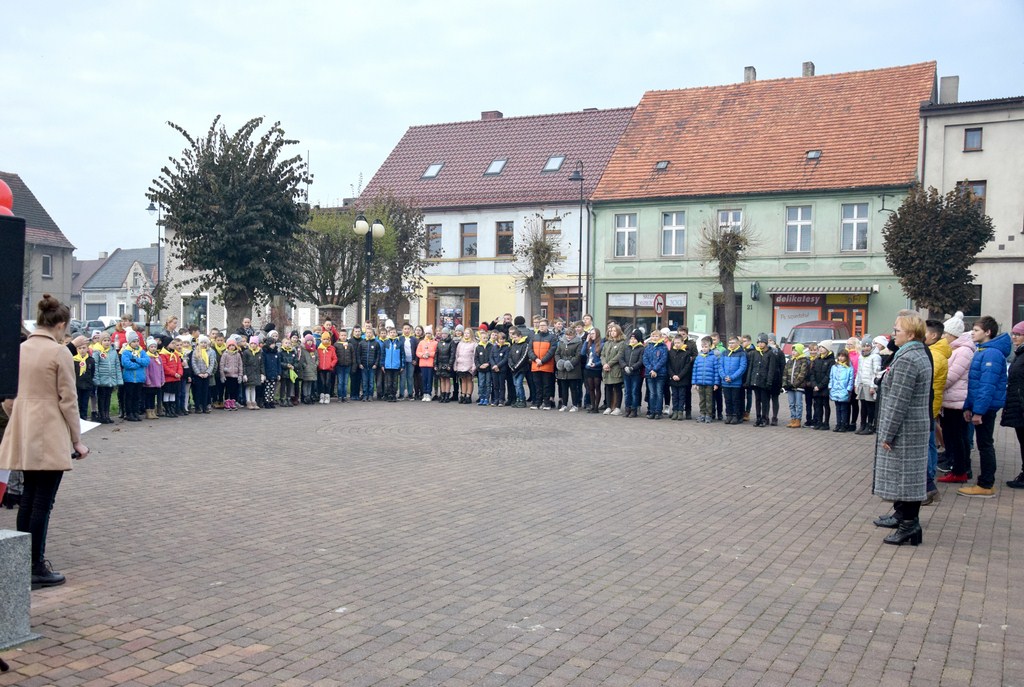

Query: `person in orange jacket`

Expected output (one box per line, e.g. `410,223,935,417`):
529,319,557,410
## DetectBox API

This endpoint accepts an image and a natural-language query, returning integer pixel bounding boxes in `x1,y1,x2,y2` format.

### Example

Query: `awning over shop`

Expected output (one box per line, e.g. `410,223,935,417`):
767,286,872,294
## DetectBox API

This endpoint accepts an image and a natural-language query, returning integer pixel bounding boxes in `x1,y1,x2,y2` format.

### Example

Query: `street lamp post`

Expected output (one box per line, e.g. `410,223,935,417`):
146,200,162,320
568,161,585,321
353,213,386,323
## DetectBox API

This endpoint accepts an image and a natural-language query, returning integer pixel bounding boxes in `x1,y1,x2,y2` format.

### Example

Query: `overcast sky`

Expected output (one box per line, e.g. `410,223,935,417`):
3,0,1022,259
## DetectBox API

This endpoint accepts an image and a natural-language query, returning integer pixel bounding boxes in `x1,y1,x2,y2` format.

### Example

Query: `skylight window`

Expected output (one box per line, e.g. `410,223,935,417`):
805,150,822,160
655,160,670,171
485,159,507,175
422,163,444,179
542,155,565,172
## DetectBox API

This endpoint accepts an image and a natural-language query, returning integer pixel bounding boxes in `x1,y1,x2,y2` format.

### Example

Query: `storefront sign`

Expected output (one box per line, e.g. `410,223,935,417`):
636,293,657,307
666,293,687,308
825,294,868,305
775,307,821,340
608,293,634,307
772,294,823,306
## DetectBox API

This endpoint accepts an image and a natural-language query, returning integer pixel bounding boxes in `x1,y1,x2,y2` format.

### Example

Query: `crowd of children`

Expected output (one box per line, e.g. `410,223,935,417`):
63,312,895,433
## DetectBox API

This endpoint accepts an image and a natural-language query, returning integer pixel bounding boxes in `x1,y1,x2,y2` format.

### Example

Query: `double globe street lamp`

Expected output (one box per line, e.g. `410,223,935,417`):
568,161,585,321
353,213,386,323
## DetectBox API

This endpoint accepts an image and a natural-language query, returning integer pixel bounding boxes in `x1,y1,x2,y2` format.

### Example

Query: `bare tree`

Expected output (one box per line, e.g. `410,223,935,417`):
698,216,755,340
512,212,564,319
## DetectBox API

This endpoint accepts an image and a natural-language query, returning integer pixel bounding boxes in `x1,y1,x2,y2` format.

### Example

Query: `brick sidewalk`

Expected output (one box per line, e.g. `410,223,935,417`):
1,401,1021,686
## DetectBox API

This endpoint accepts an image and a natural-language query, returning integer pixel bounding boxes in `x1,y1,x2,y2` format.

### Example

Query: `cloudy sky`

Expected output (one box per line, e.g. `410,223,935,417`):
3,0,1022,259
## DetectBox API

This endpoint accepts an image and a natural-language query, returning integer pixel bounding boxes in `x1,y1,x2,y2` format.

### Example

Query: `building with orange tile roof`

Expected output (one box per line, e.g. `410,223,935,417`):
590,62,936,340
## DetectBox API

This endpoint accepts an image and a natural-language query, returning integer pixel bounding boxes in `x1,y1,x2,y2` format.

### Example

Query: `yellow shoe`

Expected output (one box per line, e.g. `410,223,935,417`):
957,485,996,498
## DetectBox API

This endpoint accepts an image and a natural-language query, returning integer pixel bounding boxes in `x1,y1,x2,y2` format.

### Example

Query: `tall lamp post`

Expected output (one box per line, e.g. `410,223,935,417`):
353,213,386,323
568,161,585,321
146,200,162,320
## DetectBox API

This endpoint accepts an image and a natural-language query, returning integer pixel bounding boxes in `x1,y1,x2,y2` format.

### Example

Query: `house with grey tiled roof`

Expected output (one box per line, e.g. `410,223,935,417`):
71,255,107,320
0,171,76,318
80,246,159,322
359,106,634,328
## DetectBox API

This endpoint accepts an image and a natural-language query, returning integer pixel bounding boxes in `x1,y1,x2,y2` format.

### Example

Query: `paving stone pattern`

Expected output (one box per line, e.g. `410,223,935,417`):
1,401,1022,686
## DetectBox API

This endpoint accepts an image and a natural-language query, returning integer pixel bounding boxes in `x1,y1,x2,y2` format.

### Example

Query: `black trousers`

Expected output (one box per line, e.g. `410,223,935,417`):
753,387,770,421
940,409,970,475
893,500,921,521
534,372,554,407
124,382,143,417
18,470,64,567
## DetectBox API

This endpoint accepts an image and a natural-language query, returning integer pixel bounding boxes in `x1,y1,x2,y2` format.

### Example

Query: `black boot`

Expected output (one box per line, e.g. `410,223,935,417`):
883,518,922,546
31,560,66,588
873,512,899,528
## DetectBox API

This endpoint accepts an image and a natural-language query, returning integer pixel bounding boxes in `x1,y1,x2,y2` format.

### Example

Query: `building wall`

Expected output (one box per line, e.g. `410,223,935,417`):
921,103,1024,328
591,189,911,339
23,245,73,319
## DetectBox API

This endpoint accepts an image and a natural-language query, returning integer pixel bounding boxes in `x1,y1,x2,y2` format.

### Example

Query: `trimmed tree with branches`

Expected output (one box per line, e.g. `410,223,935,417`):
360,192,431,324
147,115,312,327
883,183,994,316
698,215,755,340
293,206,364,310
513,212,564,319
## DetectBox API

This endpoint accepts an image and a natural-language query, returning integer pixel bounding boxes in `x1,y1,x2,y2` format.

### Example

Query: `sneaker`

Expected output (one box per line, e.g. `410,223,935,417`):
610,408,622,416
540,404,551,411
937,472,968,483
936,461,953,474
558,405,567,412
1007,472,1024,489
568,406,578,413
422,395,432,402
32,560,66,588
957,485,996,498
603,408,612,415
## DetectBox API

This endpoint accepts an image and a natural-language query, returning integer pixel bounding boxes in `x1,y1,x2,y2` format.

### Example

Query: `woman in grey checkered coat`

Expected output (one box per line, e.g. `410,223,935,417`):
872,314,932,546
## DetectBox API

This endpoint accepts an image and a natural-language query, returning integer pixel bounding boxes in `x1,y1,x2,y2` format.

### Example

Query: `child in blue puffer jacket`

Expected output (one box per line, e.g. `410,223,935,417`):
829,350,855,433
692,336,721,423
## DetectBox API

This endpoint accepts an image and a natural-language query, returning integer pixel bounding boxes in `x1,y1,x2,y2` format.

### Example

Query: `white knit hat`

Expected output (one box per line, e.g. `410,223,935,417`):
944,311,965,337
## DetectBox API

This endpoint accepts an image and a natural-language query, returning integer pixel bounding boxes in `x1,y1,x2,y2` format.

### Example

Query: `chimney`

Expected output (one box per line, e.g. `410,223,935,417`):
802,61,815,77
98,251,108,259
939,76,959,104
480,110,503,121
743,66,756,83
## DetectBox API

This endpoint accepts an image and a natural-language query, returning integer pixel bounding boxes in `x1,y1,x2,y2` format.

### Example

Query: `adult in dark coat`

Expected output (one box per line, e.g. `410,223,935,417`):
1001,321,1024,488
747,335,779,427
872,314,931,546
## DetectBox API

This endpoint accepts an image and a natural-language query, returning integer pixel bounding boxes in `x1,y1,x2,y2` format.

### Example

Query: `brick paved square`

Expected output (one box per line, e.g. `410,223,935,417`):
1,402,1022,685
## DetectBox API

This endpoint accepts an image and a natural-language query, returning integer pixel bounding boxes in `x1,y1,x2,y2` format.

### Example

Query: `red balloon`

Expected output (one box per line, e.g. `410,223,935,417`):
0,180,12,210
0,206,13,216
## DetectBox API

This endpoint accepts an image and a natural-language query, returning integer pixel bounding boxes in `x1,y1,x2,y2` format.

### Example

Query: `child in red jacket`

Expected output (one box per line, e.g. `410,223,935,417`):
316,332,338,404
159,338,184,417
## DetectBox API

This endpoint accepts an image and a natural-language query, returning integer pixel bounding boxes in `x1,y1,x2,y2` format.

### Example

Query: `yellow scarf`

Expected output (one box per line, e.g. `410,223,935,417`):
159,347,180,361
73,351,89,376
196,345,209,366
213,342,227,356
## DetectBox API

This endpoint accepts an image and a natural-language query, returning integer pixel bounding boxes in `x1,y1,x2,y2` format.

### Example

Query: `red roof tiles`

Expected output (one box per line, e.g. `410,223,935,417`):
359,108,635,210
593,62,936,201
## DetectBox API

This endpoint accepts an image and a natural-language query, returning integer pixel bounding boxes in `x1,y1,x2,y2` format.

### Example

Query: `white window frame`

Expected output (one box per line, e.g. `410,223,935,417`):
485,159,507,175
840,203,869,252
785,206,812,253
542,155,565,172
41,253,53,278
661,211,686,256
422,162,443,179
614,213,637,258
718,209,742,233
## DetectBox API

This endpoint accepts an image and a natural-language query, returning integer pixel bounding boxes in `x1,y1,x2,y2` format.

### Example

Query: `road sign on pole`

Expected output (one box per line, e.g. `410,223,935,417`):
653,293,666,316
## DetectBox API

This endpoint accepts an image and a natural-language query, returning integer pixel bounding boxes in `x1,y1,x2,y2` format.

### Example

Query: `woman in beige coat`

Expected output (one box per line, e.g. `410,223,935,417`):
0,294,89,588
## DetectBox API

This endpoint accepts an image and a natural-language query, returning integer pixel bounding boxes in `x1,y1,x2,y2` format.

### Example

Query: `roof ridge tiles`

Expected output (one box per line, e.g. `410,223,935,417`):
405,106,636,131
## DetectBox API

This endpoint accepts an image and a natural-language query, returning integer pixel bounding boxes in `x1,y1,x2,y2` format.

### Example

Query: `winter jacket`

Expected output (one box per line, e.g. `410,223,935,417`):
296,347,317,382
474,342,492,372
828,362,854,402
398,335,419,368
219,349,244,382
454,339,477,373
278,347,298,377
667,347,694,387
855,350,881,391
964,332,1011,416
873,341,931,502
928,337,950,417
160,350,183,383
434,337,456,374
508,336,531,374
92,345,123,387
263,344,282,380
72,352,96,392
747,348,779,390
783,354,810,391
357,337,381,370
717,347,747,388
416,338,437,369
554,336,583,381
581,339,603,371
382,337,403,371
809,349,835,397
191,347,217,381
691,351,721,387
601,339,626,385
242,347,264,384
621,342,645,377
120,345,150,384
488,342,510,372
529,329,557,373
769,347,786,393
333,340,355,368
1001,343,1024,429
144,352,165,388
741,345,757,386
316,342,338,371
942,332,975,410
642,341,668,378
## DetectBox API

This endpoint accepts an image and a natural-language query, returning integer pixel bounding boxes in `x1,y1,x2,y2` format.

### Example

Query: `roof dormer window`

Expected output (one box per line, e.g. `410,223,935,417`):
542,155,565,172
485,159,507,176
655,160,670,171
422,163,444,179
